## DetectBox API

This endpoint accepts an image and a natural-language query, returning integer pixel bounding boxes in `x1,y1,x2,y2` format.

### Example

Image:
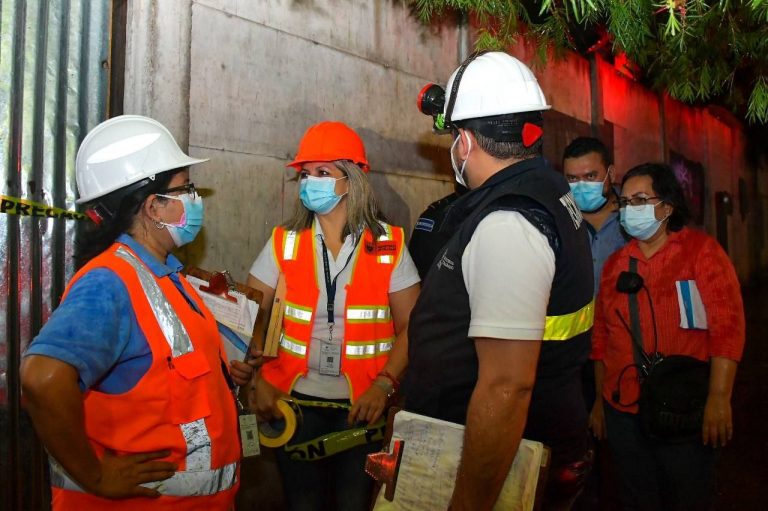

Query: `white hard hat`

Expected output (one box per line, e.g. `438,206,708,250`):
444,52,551,122
75,115,208,204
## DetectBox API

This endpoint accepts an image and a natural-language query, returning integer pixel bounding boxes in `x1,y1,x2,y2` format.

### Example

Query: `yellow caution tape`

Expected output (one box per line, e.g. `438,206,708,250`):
285,420,385,462
259,399,300,448
0,194,86,220
258,398,386,460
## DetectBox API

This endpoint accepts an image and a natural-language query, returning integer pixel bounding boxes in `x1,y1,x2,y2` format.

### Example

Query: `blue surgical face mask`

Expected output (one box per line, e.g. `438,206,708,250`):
157,192,204,247
620,202,666,240
569,176,608,212
299,175,347,215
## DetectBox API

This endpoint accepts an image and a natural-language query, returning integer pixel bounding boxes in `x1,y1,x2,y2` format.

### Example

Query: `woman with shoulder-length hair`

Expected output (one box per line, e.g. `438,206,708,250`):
247,121,420,511
20,115,257,510
589,162,745,511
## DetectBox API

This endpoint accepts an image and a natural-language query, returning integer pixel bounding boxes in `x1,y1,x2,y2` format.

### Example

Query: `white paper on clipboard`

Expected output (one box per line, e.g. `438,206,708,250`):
371,411,546,511
186,274,260,362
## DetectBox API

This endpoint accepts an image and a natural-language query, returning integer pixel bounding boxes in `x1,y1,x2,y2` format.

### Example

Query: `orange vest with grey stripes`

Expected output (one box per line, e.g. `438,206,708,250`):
49,242,240,511
260,223,403,401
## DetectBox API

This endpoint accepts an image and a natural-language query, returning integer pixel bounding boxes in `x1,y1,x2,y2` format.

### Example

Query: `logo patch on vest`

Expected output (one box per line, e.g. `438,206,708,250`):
559,191,583,230
365,241,397,255
414,217,435,232
436,251,455,271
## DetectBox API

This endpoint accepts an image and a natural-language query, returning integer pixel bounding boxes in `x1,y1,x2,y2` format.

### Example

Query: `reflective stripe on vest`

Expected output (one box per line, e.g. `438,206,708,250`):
114,247,193,356
346,305,391,323
49,457,238,497
377,225,393,264
285,301,313,324
345,338,394,358
115,247,194,357
543,299,594,341
283,231,299,261
279,333,308,356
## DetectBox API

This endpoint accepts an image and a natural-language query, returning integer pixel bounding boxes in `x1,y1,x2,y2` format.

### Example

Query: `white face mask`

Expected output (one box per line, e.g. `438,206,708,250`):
450,131,472,188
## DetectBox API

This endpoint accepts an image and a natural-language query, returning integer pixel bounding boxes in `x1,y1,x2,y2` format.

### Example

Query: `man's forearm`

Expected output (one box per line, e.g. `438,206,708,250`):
450,380,533,511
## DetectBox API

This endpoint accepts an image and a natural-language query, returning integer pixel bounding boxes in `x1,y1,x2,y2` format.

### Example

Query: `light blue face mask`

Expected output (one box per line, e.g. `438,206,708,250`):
569,178,608,212
299,175,347,215
620,202,666,240
157,193,204,247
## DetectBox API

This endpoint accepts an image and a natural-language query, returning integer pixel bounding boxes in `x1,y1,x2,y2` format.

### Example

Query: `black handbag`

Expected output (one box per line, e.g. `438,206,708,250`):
621,257,710,442
638,355,710,442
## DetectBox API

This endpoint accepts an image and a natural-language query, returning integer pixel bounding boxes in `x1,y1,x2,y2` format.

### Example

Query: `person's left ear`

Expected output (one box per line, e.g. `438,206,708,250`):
457,129,473,159
142,194,165,224
661,202,674,220
604,165,615,193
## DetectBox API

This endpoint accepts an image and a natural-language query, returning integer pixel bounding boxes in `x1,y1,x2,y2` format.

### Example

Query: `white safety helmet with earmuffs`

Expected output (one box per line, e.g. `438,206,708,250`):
444,51,551,123
76,115,208,204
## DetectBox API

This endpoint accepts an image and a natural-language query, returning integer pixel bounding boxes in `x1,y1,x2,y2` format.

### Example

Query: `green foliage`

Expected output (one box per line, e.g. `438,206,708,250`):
410,0,768,124
747,77,768,123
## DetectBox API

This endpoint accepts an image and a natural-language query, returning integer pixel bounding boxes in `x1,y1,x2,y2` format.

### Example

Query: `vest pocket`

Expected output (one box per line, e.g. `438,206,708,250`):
168,350,213,424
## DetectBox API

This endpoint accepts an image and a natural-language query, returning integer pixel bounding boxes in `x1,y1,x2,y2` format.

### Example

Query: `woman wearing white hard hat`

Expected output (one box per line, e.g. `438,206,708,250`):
247,121,420,511
21,115,256,510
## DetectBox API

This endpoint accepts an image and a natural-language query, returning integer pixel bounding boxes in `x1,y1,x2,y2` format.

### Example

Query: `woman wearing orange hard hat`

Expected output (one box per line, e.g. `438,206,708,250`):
247,121,420,511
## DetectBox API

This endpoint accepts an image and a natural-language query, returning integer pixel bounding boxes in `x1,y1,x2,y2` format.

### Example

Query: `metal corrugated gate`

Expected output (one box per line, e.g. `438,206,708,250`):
0,1,111,509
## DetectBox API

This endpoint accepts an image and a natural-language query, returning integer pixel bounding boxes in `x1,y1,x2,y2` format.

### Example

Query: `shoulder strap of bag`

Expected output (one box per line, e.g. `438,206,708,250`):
628,257,646,370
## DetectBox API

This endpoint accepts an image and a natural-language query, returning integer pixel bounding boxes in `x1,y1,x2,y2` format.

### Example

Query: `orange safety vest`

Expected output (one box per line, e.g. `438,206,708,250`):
50,242,240,511
261,223,403,401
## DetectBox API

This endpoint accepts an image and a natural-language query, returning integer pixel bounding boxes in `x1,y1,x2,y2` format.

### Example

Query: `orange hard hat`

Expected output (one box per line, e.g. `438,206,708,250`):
286,121,369,172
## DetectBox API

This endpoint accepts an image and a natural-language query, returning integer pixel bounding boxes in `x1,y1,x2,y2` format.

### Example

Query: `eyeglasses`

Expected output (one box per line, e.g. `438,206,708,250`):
157,183,197,199
617,196,662,208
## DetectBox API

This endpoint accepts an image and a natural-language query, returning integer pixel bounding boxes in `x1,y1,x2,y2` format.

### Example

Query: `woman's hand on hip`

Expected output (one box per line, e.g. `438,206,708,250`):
88,450,177,499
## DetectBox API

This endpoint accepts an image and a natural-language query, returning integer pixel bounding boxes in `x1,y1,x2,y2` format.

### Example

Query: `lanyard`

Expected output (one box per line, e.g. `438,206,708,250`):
320,236,358,329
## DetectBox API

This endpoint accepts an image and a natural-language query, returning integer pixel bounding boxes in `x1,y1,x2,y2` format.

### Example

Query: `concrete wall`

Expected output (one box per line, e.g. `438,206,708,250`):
127,0,457,283
124,1,761,287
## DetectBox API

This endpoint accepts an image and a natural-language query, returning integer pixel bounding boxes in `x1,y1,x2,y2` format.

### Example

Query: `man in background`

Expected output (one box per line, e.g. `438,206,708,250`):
563,136,628,510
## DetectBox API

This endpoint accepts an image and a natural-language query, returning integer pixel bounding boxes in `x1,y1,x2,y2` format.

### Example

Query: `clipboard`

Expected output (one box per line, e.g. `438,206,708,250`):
366,409,550,511
185,267,267,362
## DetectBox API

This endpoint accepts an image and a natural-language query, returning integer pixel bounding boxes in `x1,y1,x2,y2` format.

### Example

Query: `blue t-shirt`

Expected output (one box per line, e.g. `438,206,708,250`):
586,211,628,295
24,234,194,393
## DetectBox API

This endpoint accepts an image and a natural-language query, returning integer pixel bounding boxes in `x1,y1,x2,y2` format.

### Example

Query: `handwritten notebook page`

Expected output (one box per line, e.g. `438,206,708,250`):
372,410,544,511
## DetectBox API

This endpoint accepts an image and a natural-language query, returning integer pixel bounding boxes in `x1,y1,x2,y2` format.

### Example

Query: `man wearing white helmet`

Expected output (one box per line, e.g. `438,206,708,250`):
21,115,257,510
406,51,595,510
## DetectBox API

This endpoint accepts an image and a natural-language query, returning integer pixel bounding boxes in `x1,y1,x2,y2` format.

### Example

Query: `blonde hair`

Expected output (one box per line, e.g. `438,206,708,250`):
283,160,386,242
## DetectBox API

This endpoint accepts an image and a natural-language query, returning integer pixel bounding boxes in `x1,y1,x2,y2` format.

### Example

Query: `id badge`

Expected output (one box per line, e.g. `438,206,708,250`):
319,342,342,376
239,413,261,457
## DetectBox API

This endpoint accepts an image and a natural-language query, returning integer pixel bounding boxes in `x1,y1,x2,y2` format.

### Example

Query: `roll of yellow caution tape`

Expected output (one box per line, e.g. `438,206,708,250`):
259,399,300,448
